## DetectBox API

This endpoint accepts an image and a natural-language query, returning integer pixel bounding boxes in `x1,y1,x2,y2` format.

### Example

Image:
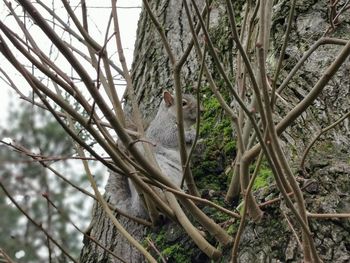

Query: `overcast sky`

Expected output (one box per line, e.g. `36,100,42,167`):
0,0,141,126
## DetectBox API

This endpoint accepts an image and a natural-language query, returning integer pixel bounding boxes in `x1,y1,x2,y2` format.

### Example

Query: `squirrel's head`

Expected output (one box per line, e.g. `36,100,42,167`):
162,91,199,128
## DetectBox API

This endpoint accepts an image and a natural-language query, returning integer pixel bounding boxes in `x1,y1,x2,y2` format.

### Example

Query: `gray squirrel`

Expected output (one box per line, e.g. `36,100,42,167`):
106,91,199,218
86,92,200,263
146,91,198,148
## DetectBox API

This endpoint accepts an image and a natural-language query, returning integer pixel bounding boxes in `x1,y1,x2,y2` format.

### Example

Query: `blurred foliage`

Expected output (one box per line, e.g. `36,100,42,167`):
0,101,92,263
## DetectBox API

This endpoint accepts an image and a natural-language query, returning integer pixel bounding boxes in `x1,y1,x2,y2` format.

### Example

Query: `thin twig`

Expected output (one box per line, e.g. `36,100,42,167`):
271,0,296,106
146,238,167,263
231,151,264,262
300,111,350,173
1,140,152,227
307,212,350,219
282,210,303,249
0,248,18,263
43,194,128,263
0,182,79,263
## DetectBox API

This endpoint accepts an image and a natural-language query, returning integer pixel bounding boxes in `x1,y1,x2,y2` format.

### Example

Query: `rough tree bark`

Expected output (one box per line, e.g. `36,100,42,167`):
80,1,350,262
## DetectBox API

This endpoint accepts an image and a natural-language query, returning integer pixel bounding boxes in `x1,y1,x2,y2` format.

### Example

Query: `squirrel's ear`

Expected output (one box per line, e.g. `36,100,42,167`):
163,91,174,107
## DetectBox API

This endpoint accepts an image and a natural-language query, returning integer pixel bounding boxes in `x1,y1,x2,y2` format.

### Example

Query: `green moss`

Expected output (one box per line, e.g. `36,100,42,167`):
144,227,197,263
192,88,237,192
227,221,240,235
162,244,191,263
213,210,231,222
155,230,166,244
223,141,236,156
203,200,231,222
253,166,273,191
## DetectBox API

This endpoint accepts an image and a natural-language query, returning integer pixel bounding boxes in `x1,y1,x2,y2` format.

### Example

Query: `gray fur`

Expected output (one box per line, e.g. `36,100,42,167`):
146,93,197,149
112,92,198,217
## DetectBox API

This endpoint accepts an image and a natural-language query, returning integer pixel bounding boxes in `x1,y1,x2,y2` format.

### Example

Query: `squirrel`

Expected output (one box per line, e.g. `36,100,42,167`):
107,91,199,217
146,91,198,149
86,92,200,263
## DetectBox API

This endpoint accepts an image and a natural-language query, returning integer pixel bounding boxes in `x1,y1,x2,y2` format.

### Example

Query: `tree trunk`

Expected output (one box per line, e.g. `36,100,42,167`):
80,1,350,262
81,1,203,261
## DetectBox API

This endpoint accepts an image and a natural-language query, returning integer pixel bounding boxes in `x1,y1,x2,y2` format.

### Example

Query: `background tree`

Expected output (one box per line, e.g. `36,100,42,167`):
1,1,350,263
0,100,89,262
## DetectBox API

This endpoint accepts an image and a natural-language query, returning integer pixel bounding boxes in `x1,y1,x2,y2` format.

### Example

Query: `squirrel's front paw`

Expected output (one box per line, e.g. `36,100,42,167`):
185,130,196,144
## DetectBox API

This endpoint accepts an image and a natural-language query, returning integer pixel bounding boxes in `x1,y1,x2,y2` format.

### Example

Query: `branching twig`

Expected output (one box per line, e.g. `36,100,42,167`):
271,0,296,106
307,212,350,219
146,238,167,263
300,111,350,173
0,248,18,263
282,210,303,249
0,182,79,263
43,191,128,262
231,151,264,262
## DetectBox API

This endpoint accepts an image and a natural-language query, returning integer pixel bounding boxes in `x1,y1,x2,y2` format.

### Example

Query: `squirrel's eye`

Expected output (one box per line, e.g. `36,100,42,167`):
182,100,188,106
